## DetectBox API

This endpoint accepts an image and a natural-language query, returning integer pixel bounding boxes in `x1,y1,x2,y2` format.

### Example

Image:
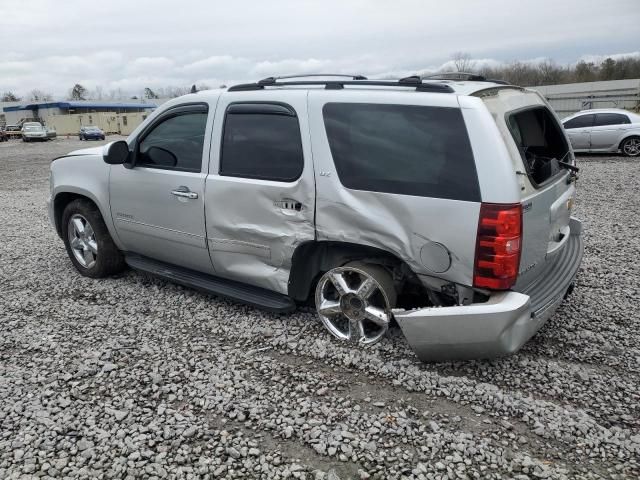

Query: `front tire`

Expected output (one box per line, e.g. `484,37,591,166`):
62,199,125,278
621,137,640,157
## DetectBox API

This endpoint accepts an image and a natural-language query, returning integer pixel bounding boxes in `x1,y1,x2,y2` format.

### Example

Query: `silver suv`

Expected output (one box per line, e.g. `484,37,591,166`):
48,74,584,361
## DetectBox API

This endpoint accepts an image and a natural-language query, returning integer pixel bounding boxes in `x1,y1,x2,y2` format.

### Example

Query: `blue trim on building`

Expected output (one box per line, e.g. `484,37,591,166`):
4,102,157,112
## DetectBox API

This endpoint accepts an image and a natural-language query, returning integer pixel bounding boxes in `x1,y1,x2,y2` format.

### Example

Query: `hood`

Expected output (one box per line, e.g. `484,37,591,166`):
68,146,105,156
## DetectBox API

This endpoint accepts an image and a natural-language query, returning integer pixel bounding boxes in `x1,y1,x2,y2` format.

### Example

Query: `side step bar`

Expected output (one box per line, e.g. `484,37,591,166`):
125,254,296,313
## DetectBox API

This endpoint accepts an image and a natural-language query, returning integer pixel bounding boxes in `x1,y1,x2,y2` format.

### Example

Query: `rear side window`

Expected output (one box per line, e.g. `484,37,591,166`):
563,114,594,129
220,104,304,181
322,103,480,202
594,113,630,126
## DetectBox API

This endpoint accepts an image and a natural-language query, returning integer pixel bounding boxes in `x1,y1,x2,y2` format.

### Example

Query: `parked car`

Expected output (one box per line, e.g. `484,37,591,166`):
48,74,583,361
22,122,49,142
4,124,22,139
79,126,105,141
562,108,640,157
46,127,57,140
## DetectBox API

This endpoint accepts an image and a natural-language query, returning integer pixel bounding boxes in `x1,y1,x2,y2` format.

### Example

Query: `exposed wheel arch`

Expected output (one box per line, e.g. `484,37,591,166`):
287,241,424,303
53,192,99,238
619,135,640,157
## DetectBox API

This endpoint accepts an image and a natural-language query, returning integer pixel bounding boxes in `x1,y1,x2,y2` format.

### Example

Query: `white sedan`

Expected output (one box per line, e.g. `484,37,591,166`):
562,108,640,157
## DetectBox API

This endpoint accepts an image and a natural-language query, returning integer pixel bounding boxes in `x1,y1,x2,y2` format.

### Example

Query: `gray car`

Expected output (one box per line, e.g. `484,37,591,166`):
22,122,49,142
48,74,583,361
562,108,640,157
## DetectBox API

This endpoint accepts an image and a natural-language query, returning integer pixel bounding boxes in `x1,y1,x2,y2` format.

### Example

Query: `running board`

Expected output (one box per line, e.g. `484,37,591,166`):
125,254,296,313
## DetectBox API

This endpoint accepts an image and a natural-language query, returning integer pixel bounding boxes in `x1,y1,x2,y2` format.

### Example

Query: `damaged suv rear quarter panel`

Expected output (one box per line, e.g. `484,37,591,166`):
308,90,487,286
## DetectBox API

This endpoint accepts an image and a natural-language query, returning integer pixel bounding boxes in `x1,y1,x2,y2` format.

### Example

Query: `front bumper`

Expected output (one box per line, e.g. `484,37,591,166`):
395,217,584,361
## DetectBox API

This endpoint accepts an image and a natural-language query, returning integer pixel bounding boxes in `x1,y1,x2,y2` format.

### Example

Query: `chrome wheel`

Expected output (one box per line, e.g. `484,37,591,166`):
68,214,98,268
315,264,396,345
622,138,640,157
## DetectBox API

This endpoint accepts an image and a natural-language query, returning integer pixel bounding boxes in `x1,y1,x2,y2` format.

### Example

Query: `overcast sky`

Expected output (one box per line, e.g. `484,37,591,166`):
1,0,639,98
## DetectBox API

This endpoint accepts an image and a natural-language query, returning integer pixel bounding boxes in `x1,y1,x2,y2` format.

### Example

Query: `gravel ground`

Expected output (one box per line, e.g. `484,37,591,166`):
0,138,638,479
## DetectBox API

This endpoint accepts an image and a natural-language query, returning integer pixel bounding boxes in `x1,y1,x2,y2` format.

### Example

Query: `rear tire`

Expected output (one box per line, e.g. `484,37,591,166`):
315,261,397,345
620,137,640,157
62,199,126,278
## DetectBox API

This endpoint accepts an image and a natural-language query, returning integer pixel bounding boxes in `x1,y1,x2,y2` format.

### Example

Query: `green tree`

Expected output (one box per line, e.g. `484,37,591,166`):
599,58,616,80
573,61,597,83
69,84,87,100
1,91,21,102
144,87,159,99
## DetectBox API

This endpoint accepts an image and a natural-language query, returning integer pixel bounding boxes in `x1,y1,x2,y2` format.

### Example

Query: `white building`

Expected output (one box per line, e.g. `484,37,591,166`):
2,100,157,126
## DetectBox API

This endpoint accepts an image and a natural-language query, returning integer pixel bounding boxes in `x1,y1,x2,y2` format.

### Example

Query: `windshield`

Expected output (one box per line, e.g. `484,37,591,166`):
24,126,44,131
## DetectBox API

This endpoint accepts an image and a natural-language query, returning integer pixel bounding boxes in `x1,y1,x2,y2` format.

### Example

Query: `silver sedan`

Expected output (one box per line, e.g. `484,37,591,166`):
562,108,640,157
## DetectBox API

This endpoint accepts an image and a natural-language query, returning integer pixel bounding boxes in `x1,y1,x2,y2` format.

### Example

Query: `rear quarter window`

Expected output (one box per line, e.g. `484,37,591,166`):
322,103,480,202
507,106,570,187
594,113,631,126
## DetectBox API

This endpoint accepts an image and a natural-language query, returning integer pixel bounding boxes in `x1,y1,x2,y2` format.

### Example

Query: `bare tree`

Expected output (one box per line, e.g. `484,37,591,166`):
28,89,53,102
451,52,475,72
537,59,564,85
90,85,104,100
438,54,640,86
107,88,126,100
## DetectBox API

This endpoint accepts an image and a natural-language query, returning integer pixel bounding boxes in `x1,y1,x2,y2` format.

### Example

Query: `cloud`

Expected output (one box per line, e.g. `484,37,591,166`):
126,57,176,75
0,0,638,98
577,51,640,65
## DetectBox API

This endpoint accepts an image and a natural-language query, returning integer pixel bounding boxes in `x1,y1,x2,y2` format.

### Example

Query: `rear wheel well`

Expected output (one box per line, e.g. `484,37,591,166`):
619,135,640,149
287,241,430,306
53,193,98,238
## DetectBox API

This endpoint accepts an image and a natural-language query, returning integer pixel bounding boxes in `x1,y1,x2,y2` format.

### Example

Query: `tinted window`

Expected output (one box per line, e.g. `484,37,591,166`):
220,107,304,181
594,113,630,126
563,114,595,129
139,112,208,172
322,103,480,201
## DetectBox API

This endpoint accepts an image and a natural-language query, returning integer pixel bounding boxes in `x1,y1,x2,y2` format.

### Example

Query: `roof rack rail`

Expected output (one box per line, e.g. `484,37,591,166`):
424,72,487,81
227,76,455,93
424,72,510,85
258,74,368,85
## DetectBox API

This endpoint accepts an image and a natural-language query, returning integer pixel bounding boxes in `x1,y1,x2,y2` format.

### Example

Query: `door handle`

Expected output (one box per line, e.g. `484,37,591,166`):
275,199,303,211
171,187,198,199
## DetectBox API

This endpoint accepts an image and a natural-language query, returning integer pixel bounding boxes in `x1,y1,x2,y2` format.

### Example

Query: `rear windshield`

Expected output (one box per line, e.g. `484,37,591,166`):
322,103,480,202
506,107,570,186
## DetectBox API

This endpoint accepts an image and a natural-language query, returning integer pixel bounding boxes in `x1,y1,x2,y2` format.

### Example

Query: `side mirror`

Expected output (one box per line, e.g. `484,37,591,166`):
103,140,130,165
146,146,177,168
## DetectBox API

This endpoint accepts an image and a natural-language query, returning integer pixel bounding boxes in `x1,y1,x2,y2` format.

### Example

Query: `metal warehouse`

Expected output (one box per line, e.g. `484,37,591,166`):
534,78,640,117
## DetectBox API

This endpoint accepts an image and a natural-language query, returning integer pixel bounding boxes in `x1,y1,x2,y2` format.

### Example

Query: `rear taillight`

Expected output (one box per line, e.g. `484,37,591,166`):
473,203,522,290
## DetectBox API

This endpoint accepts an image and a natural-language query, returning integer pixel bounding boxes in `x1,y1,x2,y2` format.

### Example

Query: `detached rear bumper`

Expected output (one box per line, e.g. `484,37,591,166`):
395,217,583,361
